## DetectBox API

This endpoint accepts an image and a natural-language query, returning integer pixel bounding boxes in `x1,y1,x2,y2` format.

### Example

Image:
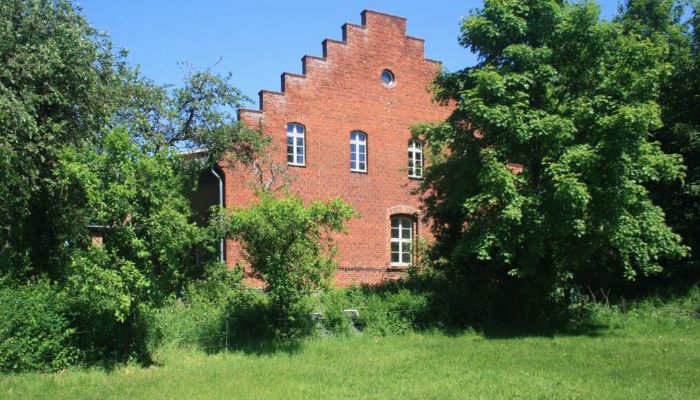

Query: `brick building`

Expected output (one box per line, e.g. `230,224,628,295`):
211,10,452,285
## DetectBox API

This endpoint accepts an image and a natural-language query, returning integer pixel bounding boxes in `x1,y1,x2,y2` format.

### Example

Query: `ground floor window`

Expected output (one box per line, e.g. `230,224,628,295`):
391,216,413,266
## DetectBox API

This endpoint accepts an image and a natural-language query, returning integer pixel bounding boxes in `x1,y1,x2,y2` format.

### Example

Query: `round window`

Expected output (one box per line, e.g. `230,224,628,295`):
381,69,395,86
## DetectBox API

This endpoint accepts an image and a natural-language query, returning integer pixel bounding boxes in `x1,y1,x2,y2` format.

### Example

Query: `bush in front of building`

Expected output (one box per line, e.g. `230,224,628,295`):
227,194,357,334
0,279,78,372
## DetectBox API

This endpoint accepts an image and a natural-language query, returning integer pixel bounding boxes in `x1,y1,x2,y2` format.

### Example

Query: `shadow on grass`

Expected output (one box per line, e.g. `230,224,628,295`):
216,336,306,356
199,301,315,357
71,315,160,372
80,273,628,371
343,273,613,341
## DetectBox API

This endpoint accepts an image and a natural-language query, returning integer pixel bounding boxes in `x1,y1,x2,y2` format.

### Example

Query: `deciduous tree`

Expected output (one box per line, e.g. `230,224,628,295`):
416,0,688,311
0,0,266,279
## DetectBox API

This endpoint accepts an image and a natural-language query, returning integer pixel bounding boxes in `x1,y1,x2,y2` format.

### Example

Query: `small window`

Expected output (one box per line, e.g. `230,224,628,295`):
350,131,367,172
391,216,414,266
408,139,423,178
381,69,395,86
287,123,305,166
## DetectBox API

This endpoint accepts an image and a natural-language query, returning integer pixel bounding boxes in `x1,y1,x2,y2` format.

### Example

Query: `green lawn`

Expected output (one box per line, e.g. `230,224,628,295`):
2,320,699,400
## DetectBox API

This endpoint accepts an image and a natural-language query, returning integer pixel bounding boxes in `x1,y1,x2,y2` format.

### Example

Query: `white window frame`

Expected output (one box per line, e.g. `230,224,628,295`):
287,123,305,166
391,216,414,267
350,131,367,172
408,139,423,178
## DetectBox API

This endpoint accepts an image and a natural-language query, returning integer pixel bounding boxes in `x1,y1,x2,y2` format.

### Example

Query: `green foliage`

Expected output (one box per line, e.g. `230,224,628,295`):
0,279,78,372
0,0,267,279
318,286,431,336
56,128,205,304
618,0,700,283
158,64,269,165
0,0,133,274
146,263,313,351
418,0,689,315
66,247,148,324
52,128,211,361
145,263,250,352
228,194,357,319
148,299,227,352
4,301,700,399
0,0,268,368
114,60,270,168
573,284,700,337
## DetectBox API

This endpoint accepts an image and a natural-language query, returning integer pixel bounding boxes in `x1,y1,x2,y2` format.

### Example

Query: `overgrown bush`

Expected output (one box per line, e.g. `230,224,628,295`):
144,262,315,352
575,284,700,336
54,129,214,363
317,285,432,336
228,194,356,330
147,298,227,352
0,280,78,372
0,0,267,369
224,293,315,346
145,263,246,351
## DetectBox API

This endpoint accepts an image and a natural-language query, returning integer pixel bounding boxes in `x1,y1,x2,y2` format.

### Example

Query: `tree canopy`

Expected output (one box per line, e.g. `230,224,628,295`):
416,0,689,305
0,0,268,365
0,0,266,280
618,0,700,281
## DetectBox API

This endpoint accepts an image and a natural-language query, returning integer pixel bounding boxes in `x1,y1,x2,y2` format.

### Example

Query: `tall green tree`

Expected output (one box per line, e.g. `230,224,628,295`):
54,128,207,358
417,0,687,313
0,0,127,274
619,0,700,282
1,0,267,362
0,0,265,279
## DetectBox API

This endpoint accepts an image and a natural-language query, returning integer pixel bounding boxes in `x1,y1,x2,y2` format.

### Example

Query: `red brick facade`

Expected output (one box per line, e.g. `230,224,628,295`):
225,10,452,286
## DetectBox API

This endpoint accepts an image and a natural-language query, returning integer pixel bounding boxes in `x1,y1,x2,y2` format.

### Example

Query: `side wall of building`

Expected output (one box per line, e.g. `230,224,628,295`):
228,10,452,286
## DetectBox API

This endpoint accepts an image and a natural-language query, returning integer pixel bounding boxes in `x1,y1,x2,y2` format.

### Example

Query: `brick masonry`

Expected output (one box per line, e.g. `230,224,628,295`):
226,10,453,286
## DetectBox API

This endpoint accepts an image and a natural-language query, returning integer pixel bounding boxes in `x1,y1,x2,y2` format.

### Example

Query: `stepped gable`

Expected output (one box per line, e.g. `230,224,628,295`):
227,9,453,286
238,9,442,125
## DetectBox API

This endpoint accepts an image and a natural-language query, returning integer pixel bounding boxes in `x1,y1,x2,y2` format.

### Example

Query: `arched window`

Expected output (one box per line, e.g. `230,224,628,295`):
391,216,414,266
287,123,305,166
350,131,367,172
408,139,423,178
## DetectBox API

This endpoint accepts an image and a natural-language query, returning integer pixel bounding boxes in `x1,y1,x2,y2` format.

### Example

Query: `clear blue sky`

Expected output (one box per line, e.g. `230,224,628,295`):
78,0,621,109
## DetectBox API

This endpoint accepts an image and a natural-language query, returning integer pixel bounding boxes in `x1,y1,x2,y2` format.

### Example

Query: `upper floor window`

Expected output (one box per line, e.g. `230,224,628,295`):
350,131,367,172
287,123,305,166
391,216,414,266
408,139,423,178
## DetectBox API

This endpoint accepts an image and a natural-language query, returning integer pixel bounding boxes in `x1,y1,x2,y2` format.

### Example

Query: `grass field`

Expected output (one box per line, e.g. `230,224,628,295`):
2,311,699,400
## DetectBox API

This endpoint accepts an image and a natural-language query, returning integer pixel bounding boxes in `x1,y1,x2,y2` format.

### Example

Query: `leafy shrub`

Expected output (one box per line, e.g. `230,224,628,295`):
55,128,215,363
57,128,206,300
184,262,247,307
145,263,314,351
228,194,356,328
0,279,78,372
316,290,354,335
224,291,315,345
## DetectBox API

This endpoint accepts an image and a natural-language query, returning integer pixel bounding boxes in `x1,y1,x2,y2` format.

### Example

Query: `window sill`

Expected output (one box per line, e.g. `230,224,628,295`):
288,163,306,168
408,175,423,180
350,169,368,174
388,264,410,271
